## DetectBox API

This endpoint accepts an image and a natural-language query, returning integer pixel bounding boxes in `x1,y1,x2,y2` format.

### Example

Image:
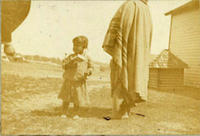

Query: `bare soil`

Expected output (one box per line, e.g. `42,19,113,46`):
1,61,200,135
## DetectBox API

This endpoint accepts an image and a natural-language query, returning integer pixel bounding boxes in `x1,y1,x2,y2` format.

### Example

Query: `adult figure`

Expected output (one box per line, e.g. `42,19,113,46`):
102,0,152,119
1,0,31,58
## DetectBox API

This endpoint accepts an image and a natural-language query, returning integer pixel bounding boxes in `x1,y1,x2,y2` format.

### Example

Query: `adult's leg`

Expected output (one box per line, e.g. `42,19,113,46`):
2,0,31,57
2,27,16,57
110,60,125,119
112,92,124,119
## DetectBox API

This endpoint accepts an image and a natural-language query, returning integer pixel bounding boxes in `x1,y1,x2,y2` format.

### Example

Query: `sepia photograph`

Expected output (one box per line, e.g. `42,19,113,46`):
1,0,200,135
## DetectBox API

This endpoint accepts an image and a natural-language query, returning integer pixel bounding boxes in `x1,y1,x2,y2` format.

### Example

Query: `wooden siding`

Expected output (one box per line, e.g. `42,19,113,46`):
158,69,184,90
149,69,158,88
169,7,200,88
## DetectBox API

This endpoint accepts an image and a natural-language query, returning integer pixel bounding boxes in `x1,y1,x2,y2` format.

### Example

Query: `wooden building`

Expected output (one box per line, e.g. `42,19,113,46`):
165,0,200,88
149,49,188,91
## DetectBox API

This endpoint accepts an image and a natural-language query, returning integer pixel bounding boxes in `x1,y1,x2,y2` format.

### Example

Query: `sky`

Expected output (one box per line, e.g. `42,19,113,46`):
11,0,190,63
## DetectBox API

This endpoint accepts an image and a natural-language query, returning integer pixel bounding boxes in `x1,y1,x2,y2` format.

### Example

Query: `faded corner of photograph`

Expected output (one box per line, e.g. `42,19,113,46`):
1,0,200,135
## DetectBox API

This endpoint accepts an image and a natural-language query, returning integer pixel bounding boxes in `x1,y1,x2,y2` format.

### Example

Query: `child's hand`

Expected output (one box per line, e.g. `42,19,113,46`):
69,55,78,64
83,71,91,80
71,55,78,61
86,70,92,76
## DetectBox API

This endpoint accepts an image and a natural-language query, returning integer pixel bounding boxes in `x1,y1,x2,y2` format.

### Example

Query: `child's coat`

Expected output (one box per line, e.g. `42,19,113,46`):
58,53,92,107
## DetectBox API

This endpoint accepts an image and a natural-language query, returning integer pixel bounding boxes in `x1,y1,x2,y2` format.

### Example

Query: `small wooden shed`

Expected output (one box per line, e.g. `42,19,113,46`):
149,49,188,91
165,0,200,88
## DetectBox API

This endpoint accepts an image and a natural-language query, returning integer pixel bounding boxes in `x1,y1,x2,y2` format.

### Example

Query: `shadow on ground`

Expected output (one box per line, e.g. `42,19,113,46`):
31,106,112,119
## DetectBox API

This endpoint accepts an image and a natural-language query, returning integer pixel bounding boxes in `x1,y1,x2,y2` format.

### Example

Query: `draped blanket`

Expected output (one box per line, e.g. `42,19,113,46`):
102,0,152,105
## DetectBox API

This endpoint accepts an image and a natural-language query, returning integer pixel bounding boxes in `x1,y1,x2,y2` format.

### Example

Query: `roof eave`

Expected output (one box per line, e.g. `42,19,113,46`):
165,0,197,16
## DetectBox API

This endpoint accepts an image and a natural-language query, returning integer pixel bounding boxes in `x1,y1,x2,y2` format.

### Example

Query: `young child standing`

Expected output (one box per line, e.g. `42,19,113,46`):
58,35,93,118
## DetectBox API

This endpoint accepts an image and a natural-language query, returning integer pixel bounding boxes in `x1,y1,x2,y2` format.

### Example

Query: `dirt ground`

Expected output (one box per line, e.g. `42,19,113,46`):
1,61,200,135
